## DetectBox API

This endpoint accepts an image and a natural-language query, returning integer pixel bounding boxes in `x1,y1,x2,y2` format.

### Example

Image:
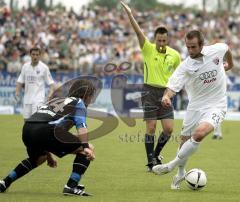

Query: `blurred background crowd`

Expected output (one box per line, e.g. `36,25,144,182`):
1,1,240,76
0,0,240,111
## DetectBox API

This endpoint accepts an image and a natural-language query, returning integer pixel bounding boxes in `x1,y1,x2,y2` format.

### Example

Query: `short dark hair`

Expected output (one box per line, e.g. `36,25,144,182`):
154,26,168,38
30,46,41,54
68,79,96,99
185,30,204,45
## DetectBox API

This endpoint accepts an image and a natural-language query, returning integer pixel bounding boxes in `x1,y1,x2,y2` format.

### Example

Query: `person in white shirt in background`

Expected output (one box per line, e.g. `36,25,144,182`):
212,74,233,140
15,46,55,120
152,30,234,189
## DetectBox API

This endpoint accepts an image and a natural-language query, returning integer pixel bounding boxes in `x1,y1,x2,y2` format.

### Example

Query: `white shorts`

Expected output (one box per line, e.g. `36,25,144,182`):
23,103,43,119
181,108,226,136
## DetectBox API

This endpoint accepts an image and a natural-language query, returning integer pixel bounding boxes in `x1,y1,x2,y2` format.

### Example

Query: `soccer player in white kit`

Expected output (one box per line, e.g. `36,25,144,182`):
152,30,234,189
15,47,55,120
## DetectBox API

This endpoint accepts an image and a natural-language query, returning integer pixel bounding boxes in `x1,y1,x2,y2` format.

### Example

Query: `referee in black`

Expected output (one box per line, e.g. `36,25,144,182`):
121,1,181,171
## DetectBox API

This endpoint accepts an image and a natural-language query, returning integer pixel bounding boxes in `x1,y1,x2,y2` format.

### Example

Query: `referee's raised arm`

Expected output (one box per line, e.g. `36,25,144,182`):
121,1,146,48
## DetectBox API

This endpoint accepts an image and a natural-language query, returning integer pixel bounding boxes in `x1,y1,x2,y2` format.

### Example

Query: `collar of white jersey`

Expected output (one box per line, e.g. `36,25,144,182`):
200,46,209,56
188,46,208,65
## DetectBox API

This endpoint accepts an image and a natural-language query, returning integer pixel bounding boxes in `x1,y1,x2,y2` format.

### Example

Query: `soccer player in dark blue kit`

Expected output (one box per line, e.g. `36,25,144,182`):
0,79,96,196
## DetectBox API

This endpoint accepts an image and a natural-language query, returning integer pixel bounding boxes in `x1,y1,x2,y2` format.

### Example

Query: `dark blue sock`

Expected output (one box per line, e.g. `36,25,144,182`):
67,154,90,188
4,158,37,187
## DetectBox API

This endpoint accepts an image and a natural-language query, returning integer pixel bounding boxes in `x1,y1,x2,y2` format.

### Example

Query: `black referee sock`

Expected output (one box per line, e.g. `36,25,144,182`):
144,134,155,165
3,158,37,188
154,132,171,158
67,154,90,188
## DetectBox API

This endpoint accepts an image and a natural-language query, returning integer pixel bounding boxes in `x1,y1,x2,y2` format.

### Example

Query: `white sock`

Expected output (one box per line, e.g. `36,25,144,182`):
175,146,188,176
174,147,187,176
177,158,188,177
168,137,199,171
213,125,222,137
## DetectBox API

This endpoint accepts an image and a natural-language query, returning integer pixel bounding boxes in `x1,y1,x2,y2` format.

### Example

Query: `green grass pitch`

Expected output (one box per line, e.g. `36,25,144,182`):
0,115,239,202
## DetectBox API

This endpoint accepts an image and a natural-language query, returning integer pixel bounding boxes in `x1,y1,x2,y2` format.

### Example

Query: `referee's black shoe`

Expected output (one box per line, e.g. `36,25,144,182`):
146,156,163,172
153,156,163,165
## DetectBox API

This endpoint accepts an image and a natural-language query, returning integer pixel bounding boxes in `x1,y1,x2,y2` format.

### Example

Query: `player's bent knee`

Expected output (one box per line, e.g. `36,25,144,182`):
72,147,83,154
148,129,156,135
36,155,47,166
193,123,214,142
72,143,94,155
192,130,207,142
163,128,173,135
147,125,157,134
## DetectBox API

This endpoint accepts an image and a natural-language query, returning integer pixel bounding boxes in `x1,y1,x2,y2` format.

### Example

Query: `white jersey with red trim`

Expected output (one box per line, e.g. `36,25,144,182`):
167,43,228,110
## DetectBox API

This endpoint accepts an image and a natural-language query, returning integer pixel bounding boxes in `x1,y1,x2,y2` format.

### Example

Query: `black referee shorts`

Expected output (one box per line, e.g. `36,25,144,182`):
22,122,83,160
141,84,174,120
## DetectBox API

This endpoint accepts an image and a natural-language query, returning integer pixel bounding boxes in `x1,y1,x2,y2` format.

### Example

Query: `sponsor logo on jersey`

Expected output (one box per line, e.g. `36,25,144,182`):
26,75,37,83
199,70,217,80
203,77,216,84
199,70,218,84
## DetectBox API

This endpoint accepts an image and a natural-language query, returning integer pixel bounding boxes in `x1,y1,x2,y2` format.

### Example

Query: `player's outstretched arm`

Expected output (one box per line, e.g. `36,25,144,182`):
121,1,146,48
224,49,234,71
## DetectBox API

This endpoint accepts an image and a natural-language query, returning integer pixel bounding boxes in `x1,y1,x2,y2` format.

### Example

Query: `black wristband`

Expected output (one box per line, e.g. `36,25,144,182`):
82,143,89,149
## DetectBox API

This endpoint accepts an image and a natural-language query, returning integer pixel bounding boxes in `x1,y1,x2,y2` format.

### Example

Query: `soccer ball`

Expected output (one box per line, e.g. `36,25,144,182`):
185,168,207,190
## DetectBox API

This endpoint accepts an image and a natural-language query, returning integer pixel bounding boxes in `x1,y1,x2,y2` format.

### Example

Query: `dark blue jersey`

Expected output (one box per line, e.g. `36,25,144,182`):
27,97,87,130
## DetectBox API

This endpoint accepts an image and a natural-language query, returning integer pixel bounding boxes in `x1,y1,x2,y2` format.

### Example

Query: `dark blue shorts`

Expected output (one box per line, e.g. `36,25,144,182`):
22,122,83,160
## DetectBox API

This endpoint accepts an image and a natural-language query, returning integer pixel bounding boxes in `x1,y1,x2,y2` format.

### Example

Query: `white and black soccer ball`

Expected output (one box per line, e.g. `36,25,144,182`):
185,168,207,190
